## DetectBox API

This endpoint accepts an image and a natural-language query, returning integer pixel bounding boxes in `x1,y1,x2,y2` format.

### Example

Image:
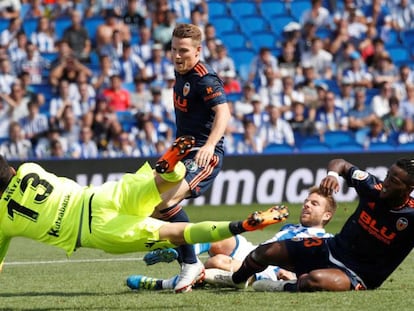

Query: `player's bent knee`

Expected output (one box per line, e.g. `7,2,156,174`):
298,269,351,292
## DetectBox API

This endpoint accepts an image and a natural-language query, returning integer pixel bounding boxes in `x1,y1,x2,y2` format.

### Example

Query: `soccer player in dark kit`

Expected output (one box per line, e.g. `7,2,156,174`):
147,23,231,293
208,157,414,292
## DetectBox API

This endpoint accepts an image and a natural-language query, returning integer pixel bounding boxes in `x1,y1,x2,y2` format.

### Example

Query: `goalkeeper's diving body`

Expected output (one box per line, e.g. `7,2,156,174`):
0,136,288,284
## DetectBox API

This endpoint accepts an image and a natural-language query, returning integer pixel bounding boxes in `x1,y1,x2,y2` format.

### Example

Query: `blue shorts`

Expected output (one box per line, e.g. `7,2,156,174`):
285,238,367,290
182,150,223,198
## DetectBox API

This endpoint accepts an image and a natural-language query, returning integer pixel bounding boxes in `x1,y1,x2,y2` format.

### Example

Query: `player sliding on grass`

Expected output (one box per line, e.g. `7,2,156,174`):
0,135,288,288
208,157,414,291
125,186,336,291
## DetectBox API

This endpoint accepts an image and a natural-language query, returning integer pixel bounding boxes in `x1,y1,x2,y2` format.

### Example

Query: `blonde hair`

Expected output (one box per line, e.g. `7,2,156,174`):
308,186,337,222
172,23,202,46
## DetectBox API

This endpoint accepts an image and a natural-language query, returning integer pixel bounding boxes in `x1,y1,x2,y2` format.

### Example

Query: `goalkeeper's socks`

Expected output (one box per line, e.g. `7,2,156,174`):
159,161,186,182
183,221,233,244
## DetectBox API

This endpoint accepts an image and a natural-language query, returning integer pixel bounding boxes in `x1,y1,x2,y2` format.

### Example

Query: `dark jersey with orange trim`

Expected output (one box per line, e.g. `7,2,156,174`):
327,166,414,289
173,61,227,153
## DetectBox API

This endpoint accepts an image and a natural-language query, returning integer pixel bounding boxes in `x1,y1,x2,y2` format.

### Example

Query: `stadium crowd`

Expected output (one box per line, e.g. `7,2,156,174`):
0,0,413,160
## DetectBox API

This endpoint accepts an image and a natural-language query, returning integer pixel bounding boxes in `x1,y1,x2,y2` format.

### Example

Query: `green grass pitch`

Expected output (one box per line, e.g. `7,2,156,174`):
2,203,414,310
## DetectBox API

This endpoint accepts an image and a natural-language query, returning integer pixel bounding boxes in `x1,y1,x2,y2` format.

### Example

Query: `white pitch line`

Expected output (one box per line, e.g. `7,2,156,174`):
5,257,142,266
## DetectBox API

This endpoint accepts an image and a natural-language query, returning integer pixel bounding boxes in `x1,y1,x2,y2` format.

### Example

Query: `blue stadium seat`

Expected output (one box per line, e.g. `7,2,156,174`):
41,52,58,63
396,142,414,151
401,29,414,50
323,131,356,148
250,31,279,52
208,1,229,18
289,0,312,22
387,45,411,64
299,143,331,153
331,142,364,152
229,1,258,19
84,16,105,47
0,18,9,32
210,15,239,37
229,48,256,71
220,31,248,50
259,1,287,21
238,15,270,37
268,14,296,36
367,141,396,152
23,18,39,38
263,143,295,154
54,17,72,40
116,111,137,132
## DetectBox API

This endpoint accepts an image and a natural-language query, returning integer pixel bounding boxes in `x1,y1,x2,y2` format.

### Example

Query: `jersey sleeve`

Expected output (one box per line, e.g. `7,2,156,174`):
197,74,227,108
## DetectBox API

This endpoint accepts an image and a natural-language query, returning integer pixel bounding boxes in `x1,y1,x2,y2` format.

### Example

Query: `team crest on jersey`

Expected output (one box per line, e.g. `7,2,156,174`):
183,82,190,96
352,170,369,180
396,217,408,231
184,159,198,172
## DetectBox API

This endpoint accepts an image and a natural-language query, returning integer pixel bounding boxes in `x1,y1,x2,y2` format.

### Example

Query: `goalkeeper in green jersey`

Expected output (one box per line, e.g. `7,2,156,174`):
0,135,288,287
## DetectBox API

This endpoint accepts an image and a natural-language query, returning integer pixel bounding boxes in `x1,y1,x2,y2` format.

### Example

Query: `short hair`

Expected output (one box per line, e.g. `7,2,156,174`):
172,23,202,46
396,158,414,185
0,155,12,193
308,185,337,222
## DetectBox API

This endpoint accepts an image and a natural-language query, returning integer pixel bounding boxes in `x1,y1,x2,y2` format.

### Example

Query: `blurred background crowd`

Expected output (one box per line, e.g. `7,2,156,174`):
0,0,413,160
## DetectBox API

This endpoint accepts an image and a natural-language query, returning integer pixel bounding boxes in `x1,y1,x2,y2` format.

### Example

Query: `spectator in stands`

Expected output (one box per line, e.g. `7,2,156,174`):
106,130,141,158
277,40,300,78
365,37,386,69
400,84,414,120
122,0,146,36
135,116,161,156
101,74,131,112
362,117,389,149
279,75,305,120
348,87,376,133
337,77,355,114
257,66,282,108
96,9,131,51
77,80,96,124
142,86,174,128
145,43,174,88
288,100,315,137
23,0,46,19
62,10,92,63
129,76,152,114
236,118,263,154
233,82,256,119
0,57,16,95
248,47,279,88
0,79,30,122
0,100,10,139
152,9,176,47
49,40,92,88
346,6,368,42
382,95,404,135
132,25,154,63
19,71,44,107
49,139,68,158
298,20,318,55
243,94,269,129
329,18,353,61
398,118,414,145
0,17,22,50
90,95,121,153
393,65,414,101
59,105,81,147
210,44,236,78
202,37,218,65
0,0,21,19
7,30,26,67
341,50,373,89
260,105,295,148
100,29,124,61
301,37,333,79
68,70,96,102
71,125,99,159
17,41,50,85
314,91,348,136
370,52,398,87
34,125,69,159
295,63,319,118
299,0,331,30
201,23,219,62
0,121,33,160
390,0,414,31
221,70,242,95
20,99,49,146
371,81,393,118
49,79,82,126
362,0,391,32
30,16,56,54
91,54,119,92
117,41,147,84
161,69,176,117
48,0,73,19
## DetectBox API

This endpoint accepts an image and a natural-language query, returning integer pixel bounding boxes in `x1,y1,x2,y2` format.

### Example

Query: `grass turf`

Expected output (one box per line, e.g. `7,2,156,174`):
2,203,414,311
